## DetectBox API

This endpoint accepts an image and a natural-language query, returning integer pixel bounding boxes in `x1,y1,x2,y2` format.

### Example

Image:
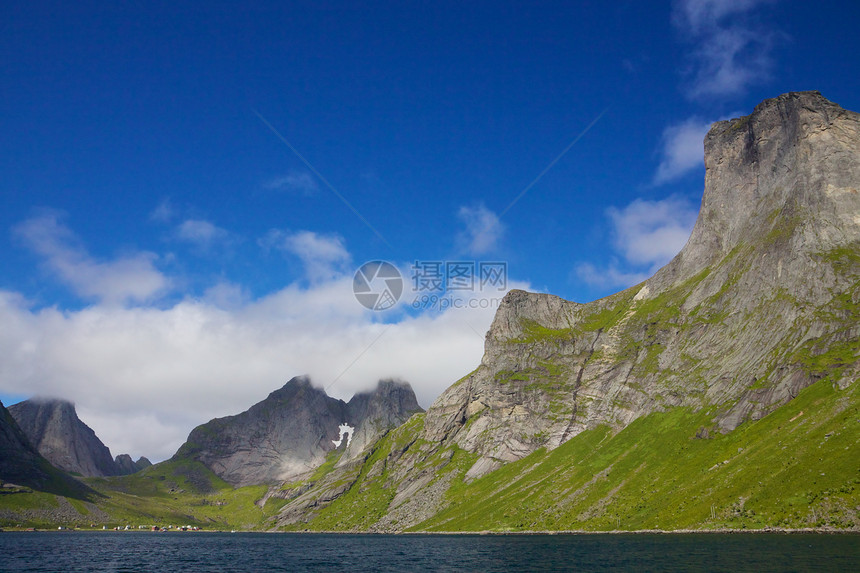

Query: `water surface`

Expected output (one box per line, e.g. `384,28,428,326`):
0,531,856,572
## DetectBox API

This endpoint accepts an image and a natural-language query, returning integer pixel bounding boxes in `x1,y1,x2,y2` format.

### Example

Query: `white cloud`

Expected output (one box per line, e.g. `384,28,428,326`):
176,219,233,248
0,272,529,462
261,230,351,283
457,204,504,256
264,171,319,195
653,117,713,185
608,196,698,267
13,212,170,305
673,0,779,99
674,0,771,34
574,196,698,290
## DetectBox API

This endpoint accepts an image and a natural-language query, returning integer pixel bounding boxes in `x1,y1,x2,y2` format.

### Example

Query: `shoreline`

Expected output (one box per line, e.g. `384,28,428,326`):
4,526,858,535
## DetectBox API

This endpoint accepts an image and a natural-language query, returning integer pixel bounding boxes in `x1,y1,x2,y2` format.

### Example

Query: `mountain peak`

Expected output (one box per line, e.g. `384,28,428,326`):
8,398,119,477
652,91,860,290
0,400,95,498
175,376,423,487
343,379,424,457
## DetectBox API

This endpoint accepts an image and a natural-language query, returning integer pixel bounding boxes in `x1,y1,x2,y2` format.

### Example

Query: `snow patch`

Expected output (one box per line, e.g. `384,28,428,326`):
332,423,354,448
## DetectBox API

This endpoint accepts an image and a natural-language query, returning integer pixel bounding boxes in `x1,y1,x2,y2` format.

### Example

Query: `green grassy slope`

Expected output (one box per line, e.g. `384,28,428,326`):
413,378,859,532
277,414,479,531
3,378,856,531
90,459,289,529
0,458,288,529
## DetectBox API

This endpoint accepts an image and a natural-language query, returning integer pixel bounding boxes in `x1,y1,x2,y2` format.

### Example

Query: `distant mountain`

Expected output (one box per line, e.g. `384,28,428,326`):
343,379,424,457
9,398,146,477
173,376,423,487
0,400,93,498
114,454,152,475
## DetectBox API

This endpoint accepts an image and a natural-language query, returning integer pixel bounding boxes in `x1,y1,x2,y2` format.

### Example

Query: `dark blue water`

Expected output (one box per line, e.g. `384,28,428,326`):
0,532,857,572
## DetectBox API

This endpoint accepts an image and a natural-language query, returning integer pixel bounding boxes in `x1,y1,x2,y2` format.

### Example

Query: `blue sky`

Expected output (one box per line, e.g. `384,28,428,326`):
2,0,859,460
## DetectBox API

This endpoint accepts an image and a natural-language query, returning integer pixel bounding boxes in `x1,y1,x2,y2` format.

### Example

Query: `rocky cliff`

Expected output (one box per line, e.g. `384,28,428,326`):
0,400,93,497
270,91,860,531
419,90,860,476
9,399,124,477
0,399,52,486
173,376,423,487
7,398,146,478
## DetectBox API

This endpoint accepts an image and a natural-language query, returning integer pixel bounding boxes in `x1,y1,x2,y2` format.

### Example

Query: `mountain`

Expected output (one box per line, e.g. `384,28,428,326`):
114,454,152,475
173,376,423,487
269,91,860,531
342,379,424,457
0,400,94,498
0,399,54,487
8,398,146,477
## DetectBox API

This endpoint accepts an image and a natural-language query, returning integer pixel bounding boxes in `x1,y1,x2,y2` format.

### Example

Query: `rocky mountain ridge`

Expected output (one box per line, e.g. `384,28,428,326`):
419,90,860,476
114,454,152,475
0,400,93,498
9,398,149,477
174,376,423,487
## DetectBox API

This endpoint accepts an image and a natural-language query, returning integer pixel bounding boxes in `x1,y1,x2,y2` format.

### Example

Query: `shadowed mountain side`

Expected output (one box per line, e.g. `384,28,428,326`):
173,377,423,487
8,398,146,477
0,400,97,500
9,399,120,477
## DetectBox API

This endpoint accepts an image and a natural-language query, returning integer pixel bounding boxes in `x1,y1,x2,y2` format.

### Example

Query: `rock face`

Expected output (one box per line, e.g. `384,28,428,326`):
418,91,860,476
342,379,422,459
0,399,51,485
114,454,152,475
8,399,122,478
271,91,860,529
174,376,423,487
0,400,92,496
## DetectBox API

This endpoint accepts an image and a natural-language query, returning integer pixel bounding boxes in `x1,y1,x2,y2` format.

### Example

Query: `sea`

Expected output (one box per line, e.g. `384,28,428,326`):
0,531,857,572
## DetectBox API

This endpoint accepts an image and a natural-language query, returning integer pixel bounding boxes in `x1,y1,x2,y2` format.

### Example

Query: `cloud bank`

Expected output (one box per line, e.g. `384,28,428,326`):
2,215,525,462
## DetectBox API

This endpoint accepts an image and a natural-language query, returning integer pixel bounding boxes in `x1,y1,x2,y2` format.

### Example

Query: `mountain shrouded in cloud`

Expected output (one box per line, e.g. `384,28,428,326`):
8,398,150,477
173,376,423,487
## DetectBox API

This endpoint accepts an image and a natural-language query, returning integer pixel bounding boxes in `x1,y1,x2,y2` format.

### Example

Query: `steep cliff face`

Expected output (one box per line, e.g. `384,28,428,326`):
0,400,94,497
8,399,123,478
420,91,860,476
0,399,50,485
343,379,423,459
271,91,860,531
174,376,423,487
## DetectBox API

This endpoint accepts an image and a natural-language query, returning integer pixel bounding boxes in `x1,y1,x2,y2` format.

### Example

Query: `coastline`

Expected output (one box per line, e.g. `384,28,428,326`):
9,527,853,535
